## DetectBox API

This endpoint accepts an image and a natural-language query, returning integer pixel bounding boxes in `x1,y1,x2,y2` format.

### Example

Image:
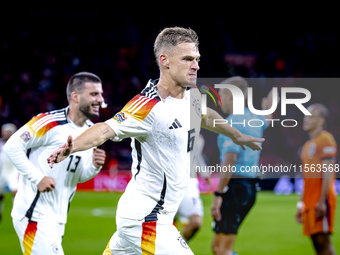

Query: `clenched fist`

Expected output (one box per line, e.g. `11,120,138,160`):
92,148,106,168
37,176,56,192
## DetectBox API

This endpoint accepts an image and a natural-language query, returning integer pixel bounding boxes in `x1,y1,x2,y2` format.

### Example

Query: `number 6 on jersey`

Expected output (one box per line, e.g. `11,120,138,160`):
187,128,195,152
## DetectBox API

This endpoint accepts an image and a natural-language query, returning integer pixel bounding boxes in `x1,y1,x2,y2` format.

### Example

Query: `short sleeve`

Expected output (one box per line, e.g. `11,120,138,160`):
319,134,338,160
105,112,150,141
105,94,160,141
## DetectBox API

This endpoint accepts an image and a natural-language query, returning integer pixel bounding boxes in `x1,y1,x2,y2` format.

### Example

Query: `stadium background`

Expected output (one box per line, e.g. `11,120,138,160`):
1,6,340,254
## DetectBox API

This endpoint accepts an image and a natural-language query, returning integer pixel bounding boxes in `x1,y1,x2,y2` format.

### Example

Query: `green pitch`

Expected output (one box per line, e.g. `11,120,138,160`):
0,191,339,254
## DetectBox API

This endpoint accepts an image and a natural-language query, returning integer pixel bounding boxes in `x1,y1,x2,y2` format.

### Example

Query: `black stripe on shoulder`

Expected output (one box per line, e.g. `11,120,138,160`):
56,119,68,126
50,109,65,114
141,80,161,101
48,114,68,125
49,108,67,116
46,108,68,123
49,108,68,126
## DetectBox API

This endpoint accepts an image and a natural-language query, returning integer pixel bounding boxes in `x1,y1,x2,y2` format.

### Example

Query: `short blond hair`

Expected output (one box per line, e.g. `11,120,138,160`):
153,27,199,66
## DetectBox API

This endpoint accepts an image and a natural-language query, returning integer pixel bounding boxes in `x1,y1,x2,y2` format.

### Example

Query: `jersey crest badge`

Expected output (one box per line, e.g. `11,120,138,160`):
113,112,127,124
20,131,31,143
177,236,189,249
192,99,201,117
51,243,60,254
308,143,316,159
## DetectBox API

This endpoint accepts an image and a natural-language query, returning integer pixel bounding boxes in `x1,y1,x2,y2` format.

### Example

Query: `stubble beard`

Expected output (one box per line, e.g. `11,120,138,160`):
79,104,99,120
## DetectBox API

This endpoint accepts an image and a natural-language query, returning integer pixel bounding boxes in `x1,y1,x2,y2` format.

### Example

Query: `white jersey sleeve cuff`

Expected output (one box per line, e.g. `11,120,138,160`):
90,163,102,172
78,163,102,184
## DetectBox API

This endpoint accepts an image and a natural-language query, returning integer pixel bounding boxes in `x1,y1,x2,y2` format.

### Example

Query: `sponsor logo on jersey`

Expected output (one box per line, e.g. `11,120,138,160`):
308,143,316,159
20,131,31,143
113,112,127,124
169,118,182,129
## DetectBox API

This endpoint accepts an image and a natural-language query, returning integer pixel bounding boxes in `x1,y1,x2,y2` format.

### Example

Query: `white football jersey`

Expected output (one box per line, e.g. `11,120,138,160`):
4,107,101,224
106,80,202,220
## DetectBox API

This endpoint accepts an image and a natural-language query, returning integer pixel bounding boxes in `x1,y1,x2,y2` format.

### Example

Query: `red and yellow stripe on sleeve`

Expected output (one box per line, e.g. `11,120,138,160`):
141,221,157,255
25,113,64,140
121,94,160,122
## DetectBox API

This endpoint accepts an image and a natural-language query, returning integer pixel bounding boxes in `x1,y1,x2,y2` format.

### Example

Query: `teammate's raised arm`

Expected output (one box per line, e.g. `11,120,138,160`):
201,107,264,151
47,122,115,168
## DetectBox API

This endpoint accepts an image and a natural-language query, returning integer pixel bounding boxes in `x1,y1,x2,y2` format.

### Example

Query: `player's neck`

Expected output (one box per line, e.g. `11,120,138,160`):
308,127,323,139
156,75,186,100
67,106,87,127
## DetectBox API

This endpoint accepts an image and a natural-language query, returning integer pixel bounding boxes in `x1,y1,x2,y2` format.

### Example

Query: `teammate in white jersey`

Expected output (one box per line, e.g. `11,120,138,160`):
4,72,106,255
0,123,19,224
47,27,264,255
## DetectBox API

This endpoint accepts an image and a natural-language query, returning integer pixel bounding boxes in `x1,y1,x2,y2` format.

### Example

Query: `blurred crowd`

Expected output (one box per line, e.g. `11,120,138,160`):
1,9,340,171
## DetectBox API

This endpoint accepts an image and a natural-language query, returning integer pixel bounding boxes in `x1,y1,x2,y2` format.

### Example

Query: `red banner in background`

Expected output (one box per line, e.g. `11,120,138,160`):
77,170,218,193
77,171,132,192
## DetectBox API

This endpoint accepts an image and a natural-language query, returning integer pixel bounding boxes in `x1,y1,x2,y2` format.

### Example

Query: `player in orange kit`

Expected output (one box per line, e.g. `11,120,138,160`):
296,103,338,255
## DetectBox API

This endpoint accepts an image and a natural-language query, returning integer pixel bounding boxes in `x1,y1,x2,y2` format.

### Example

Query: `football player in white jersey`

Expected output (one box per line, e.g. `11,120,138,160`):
47,27,264,255
0,123,19,224
4,72,106,255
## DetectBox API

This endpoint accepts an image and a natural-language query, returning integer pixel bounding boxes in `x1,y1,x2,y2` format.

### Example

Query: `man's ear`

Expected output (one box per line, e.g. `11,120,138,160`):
159,54,170,69
70,91,79,103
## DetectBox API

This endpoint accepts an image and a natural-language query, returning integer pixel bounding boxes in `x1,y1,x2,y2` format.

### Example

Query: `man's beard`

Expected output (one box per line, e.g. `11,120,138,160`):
79,104,99,120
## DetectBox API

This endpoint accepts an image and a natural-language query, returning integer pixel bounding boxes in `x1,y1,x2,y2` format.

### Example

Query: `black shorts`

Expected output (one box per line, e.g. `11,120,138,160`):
213,178,257,235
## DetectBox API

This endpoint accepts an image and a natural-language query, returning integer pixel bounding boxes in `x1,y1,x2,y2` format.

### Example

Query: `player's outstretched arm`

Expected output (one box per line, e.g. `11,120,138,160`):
201,107,264,151
47,122,115,168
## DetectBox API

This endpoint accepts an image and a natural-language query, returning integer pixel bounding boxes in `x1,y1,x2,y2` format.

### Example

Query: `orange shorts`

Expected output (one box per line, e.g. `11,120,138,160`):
302,205,335,236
